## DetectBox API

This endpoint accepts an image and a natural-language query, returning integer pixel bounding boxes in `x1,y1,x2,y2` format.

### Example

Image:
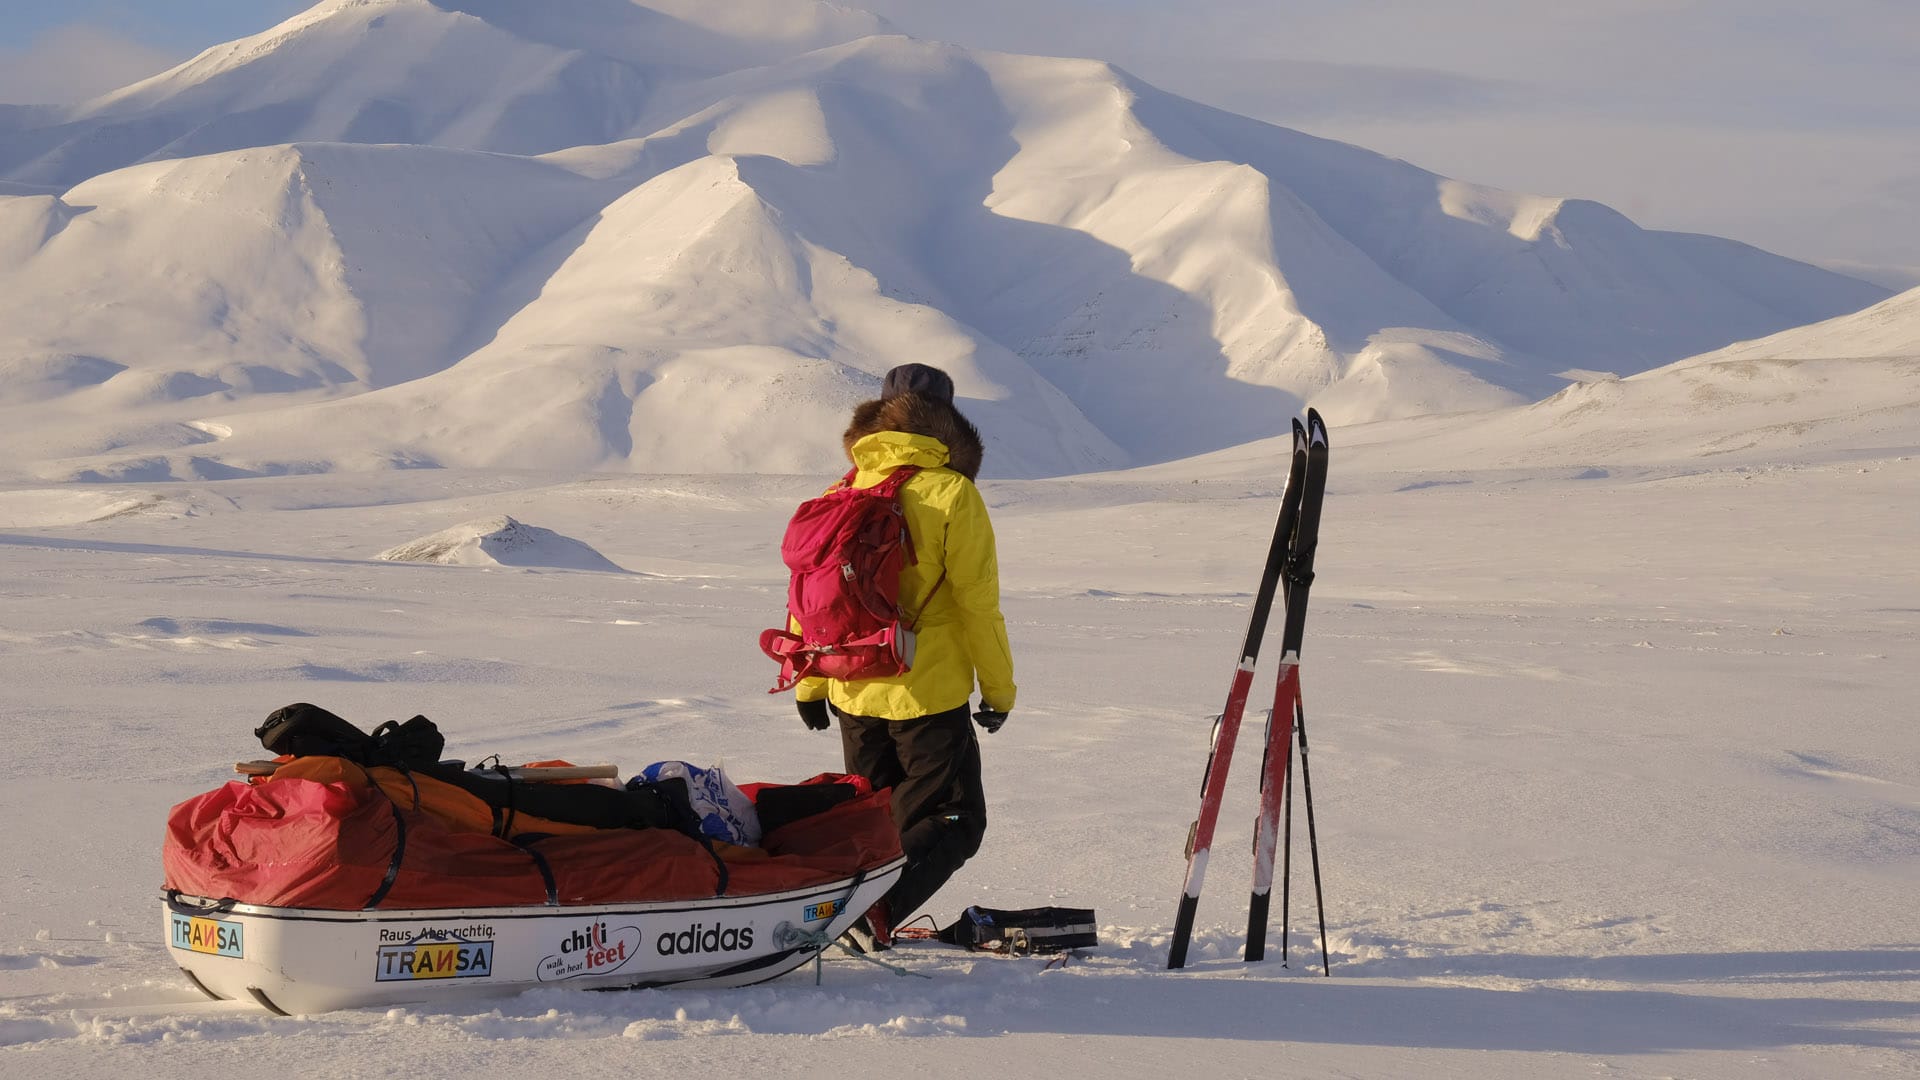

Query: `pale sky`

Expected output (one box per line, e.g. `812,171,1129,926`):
3,0,1916,280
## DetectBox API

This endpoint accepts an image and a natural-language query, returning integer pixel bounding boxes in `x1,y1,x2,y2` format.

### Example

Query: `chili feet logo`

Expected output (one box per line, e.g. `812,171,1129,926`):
537,921,642,982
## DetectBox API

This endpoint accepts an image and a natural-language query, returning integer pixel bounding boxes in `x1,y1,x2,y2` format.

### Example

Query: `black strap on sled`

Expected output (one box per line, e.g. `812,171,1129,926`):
337,754,414,912
479,756,520,840
691,832,730,897
362,802,408,910
510,836,560,906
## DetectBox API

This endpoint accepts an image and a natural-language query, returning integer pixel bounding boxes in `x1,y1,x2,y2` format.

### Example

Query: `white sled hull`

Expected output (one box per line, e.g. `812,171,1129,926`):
164,857,904,1015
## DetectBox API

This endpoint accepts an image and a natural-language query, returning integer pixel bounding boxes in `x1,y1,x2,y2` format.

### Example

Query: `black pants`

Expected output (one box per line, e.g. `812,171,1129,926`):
835,703,987,923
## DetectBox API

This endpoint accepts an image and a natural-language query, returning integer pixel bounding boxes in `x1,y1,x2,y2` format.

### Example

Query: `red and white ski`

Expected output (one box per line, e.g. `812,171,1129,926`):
1166,417,1312,969
1246,411,1329,969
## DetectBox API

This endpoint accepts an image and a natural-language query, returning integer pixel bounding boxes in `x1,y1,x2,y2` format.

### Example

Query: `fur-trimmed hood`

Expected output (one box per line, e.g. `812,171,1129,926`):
843,393,984,480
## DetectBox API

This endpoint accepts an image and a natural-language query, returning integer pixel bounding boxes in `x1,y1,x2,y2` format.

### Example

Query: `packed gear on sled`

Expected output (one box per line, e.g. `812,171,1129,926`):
632,760,762,846
247,704,698,838
162,706,905,1014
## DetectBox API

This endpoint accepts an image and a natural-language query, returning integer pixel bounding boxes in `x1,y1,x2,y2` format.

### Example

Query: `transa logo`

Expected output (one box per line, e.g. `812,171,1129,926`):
803,899,844,923
170,914,244,958
375,930,495,982
537,921,642,982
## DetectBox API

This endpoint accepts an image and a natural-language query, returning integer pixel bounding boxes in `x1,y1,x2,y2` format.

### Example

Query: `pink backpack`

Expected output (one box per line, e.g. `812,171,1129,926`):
760,466,942,693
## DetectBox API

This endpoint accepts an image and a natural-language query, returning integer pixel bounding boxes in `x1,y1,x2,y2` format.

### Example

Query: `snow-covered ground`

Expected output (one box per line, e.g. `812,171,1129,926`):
1,431,1914,1078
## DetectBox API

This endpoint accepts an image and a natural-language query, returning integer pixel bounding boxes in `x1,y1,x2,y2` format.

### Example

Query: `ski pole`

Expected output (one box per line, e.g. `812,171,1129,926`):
1295,685,1331,976
1279,735,1294,967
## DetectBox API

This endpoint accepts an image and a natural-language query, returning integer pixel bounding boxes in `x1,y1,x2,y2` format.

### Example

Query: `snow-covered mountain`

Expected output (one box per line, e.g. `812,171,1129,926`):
0,0,889,180
0,0,1891,481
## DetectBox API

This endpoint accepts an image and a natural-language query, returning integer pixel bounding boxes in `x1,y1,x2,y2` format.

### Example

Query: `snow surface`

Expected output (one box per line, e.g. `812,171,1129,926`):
0,1,1891,483
0,322,1905,1080
2,3,1917,1077
1,436,1915,1078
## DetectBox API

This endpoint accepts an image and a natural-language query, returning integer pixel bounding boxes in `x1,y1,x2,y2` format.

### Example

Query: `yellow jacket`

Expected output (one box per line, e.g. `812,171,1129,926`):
795,431,1016,719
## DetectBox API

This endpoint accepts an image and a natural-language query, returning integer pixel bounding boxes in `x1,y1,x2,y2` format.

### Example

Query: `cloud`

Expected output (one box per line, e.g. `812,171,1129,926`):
0,24,183,106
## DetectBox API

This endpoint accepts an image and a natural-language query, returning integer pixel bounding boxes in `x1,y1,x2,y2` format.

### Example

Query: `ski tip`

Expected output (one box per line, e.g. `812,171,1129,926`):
1306,408,1328,447
1291,416,1308,448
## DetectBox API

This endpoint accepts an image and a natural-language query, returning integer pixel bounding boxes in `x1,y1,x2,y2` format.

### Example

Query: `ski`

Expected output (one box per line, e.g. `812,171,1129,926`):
1167,418,1311,970
1246,409,1329,968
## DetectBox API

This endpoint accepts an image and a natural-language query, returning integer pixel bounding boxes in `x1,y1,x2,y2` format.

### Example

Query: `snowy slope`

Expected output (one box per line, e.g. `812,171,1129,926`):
0,142,630,476
0,3,1893,483
1673,284,1920,366
1307,286,1920,471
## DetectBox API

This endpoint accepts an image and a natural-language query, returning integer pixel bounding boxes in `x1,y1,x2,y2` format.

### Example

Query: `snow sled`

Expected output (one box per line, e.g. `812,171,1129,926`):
161,730,904,1015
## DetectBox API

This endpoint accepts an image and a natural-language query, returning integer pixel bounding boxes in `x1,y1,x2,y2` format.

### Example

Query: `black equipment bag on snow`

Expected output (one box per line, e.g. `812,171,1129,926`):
935,905,1098,955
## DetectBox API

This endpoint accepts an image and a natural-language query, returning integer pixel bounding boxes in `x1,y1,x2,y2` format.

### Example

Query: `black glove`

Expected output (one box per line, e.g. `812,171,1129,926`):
797,698,832,731
972,706,1009,734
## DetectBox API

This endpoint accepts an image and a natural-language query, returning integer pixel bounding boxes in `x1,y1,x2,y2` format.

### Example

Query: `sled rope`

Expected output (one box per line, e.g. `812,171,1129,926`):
772,924,929,984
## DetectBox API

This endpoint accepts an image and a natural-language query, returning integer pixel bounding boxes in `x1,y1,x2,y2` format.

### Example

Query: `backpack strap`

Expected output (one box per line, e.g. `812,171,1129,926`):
760,628,819,693
905,570,946,631
846,465,939,626
760,624,908,693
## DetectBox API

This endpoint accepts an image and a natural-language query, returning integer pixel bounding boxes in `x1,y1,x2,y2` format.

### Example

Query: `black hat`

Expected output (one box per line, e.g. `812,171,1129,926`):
880,363,955,404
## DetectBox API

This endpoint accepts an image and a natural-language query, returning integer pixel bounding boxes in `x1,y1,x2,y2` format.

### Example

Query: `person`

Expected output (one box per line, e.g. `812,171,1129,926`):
792,363,1017,951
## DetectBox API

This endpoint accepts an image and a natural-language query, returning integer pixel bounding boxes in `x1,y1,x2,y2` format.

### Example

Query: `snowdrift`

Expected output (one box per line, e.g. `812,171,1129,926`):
377,516,627,572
